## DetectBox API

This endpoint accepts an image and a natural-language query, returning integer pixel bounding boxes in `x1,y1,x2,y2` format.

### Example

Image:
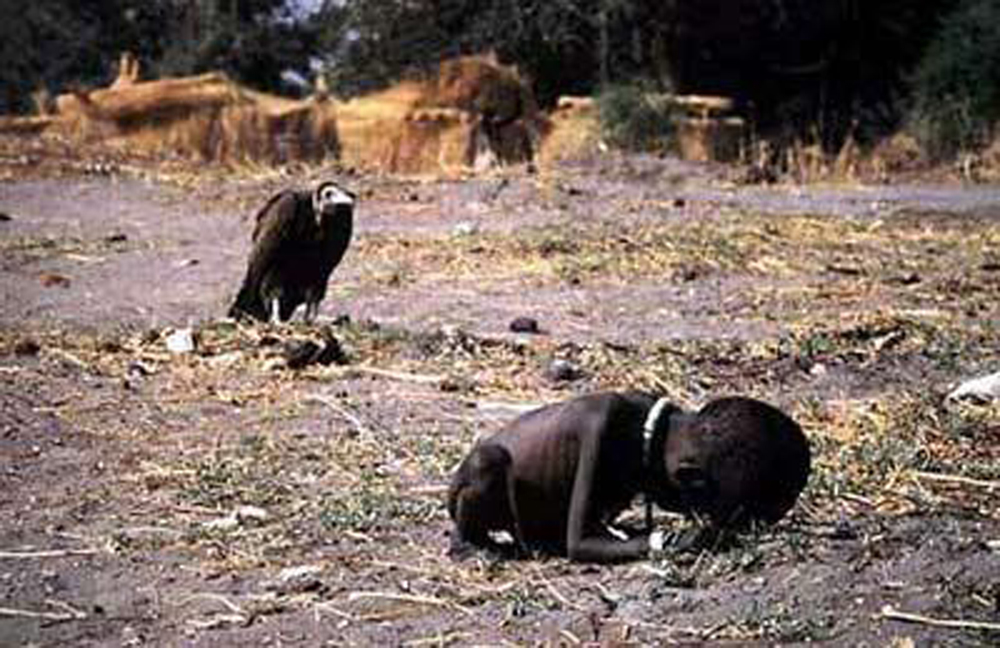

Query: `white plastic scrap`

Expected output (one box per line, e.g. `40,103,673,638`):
165,328,196,354
946,371,1000,403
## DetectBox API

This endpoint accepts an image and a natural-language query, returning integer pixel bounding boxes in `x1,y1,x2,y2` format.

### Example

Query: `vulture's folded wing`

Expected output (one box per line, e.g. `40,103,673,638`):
245,191,309,281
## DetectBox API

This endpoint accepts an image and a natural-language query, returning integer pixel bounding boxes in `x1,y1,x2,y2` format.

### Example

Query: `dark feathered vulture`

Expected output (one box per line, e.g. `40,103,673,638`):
229,181,354,323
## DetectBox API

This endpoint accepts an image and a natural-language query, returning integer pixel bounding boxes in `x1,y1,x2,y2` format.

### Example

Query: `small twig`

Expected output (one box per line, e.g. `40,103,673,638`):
347,591,471,615
64,253,106,264
303,394,372,437
0,600,86,622
0,607,76,622
168,504,224,516
344,529,373,543
369,559,442,577
116,526,184,538
840,492,875,507
403,632,470,647
462,580,520,597
471,400,544,414
43,348,89,370
406,484,448,496
334,366,446,385
619,617,721,639
0,548,99,559
180,592,245,616
880,605,1000,632
186,613,248,630
137,461,197,478
44,598,88,619
587,581,621,606
314,602,357,622
913,471,999,490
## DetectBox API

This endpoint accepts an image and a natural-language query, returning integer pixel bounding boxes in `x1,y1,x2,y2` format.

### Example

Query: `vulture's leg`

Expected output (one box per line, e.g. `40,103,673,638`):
304,302,317,324
269,298,282,325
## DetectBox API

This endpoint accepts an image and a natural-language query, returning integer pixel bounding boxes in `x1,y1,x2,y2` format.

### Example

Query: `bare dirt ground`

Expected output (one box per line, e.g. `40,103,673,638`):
1,135,999,646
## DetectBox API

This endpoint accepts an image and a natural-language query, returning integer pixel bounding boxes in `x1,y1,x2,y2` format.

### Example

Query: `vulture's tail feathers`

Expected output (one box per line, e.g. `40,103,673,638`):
229,283,268,321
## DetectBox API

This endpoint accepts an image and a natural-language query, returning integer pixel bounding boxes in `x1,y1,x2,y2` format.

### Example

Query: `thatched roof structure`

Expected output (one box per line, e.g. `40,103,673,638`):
1,53,339,165
337,54,544,174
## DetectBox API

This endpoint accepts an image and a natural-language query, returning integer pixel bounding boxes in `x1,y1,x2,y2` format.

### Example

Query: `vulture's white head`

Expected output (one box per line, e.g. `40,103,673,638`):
313,181,355,224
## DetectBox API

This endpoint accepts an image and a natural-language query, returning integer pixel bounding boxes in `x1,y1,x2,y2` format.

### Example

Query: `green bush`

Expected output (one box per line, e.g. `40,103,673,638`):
909,0,1000,157
597,82,675,152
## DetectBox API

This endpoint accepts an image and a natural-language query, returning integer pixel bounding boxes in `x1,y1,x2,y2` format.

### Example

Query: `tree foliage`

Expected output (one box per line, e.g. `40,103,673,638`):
1,0,995,159
651,0,959,149
0,0,316,114
597,81,675,151
313,0,657,106
909,0,1000,157
154,0,317,94
0,0,169,113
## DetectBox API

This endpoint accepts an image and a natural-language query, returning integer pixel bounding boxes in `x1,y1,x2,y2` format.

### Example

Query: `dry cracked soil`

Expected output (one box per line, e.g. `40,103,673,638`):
1,140,999,646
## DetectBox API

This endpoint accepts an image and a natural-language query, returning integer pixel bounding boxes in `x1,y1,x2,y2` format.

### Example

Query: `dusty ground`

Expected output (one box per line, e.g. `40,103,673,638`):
1,136,999,646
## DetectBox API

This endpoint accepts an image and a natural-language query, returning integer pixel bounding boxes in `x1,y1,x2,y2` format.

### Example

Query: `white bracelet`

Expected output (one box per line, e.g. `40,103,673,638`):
648,530,665,553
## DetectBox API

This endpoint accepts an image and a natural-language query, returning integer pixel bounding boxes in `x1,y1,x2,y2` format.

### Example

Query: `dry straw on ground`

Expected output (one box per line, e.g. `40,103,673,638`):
535,96,601,168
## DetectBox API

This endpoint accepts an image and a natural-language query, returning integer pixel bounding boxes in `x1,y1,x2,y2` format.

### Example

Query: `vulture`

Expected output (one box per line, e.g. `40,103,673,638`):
229,181,354,323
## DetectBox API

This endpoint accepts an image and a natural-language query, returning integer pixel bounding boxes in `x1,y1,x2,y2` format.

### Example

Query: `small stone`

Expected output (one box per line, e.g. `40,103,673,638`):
439,375,473,393
97,338,123,353
127,360,153,377
676,265,701,282
262,357,286,371
265,565,324,594
14,339,41,356
453,222,478,236
39,273,71,288
315,335,348,366
258,333,282,347
809,363,828,377
204,352,241,368
546,359,582,382
885,272,920,286
235,505,269,524
284,339,321,369
831,517,858,540
509,316,540,334
203,516,240,532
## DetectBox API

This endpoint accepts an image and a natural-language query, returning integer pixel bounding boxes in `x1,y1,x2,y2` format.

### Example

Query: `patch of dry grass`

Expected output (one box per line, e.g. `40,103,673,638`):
2,297,998,643
350,208,1000,318
6,299,996,544
3,155,1000,641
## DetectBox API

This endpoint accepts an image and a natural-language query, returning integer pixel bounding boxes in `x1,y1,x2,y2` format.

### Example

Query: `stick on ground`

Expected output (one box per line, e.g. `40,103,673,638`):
880,605,1000,632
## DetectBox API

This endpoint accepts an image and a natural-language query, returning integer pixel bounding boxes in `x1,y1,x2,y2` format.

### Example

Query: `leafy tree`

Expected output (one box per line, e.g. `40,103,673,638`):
909,0,1000,157
154,0,317,93
312,0,655,105
650,0,959,149
0,0,169,113
0,0,319,114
